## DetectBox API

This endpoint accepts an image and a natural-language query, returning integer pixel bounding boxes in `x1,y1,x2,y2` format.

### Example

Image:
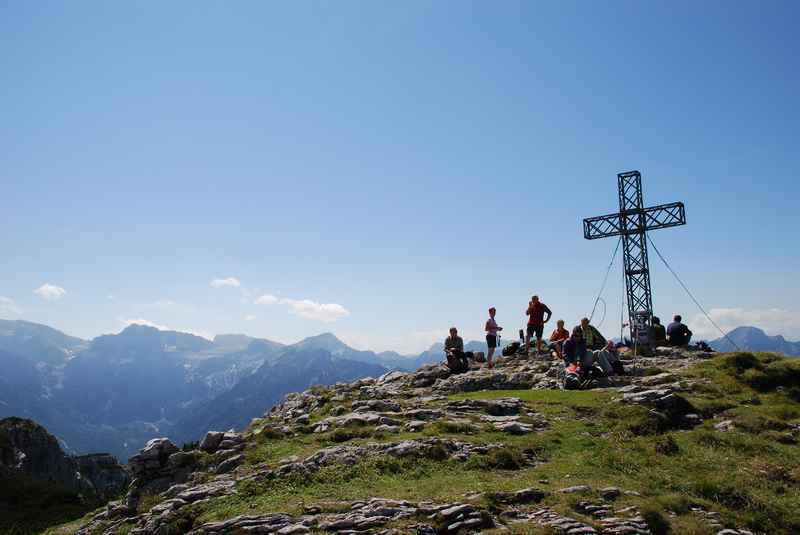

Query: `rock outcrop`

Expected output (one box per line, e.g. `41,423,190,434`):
0,417,129,499
69,345,785,535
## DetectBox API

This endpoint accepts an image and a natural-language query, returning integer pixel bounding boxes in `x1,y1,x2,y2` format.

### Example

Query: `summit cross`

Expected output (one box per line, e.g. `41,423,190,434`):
583,170,687,342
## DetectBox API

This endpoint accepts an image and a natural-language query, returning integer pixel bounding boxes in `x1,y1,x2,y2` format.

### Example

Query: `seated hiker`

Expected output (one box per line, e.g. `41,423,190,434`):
649,316,668,347
579,317,607,350
548,319,570,359
444,327,469,373
562,326,587,367
667,315,693,346
595,340,625,376
563,329,604,389
579,346,605,386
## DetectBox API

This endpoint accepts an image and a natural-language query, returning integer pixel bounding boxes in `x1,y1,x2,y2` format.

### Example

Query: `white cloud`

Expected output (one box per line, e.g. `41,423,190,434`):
254,293,350,323
254,294,279,305
210,277,241,289
281,299,350,323
122,318,172,331
690,308,800,341
153,300,177,307
0,296,21,317
119,318,213,341
34,283,66,301
245,314,257,321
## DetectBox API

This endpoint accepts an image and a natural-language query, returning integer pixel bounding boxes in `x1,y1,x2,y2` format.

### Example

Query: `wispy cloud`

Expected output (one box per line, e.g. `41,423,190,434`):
254,294,279,305
254,294,350,323
0,296,21,317
210,277,241,289
34,283,67,301
121,317,172,331
690,307,800,341
282,299,350,322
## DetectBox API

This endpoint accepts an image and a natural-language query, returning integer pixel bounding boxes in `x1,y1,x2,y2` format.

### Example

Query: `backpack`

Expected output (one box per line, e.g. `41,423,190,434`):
502,342,521,356
446,354,469,374
564,371,581,390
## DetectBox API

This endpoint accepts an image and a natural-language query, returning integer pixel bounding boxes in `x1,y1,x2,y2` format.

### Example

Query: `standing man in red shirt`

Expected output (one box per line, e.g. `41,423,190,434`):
525,295,552,355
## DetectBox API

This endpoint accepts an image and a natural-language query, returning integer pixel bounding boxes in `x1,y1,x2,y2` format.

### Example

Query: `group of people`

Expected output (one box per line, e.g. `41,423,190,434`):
650,315,693,347
443,294,695,388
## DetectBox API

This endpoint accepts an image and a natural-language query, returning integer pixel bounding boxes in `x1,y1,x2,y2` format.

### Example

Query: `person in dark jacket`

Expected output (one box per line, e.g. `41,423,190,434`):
444,327,469,373
562,326,588,367
649,316,668,347
667,315,693,346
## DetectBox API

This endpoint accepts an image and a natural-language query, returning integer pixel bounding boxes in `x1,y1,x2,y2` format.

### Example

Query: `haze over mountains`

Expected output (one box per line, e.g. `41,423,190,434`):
0,320,462,460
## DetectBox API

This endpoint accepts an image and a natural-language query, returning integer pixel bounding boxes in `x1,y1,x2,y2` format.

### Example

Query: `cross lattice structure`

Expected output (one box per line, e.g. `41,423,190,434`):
583,170,686,342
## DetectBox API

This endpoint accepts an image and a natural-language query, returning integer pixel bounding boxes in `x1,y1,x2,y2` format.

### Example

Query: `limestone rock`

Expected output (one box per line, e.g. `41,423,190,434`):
199,431,224,453
494,421,533,435
559,485,592,494
714,420,735,432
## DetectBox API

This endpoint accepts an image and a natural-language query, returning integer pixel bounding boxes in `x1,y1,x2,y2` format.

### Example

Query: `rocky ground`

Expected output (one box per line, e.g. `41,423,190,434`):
49,347,800,535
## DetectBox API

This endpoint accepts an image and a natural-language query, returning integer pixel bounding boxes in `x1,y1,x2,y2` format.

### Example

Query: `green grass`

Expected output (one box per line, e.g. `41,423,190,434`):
195,456,543,524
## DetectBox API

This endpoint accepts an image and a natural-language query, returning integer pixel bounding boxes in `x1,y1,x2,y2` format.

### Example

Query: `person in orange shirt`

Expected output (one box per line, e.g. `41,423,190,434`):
548,319,570,359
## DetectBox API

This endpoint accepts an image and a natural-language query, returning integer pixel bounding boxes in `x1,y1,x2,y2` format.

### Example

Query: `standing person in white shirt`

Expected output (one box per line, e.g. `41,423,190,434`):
485,307,503,369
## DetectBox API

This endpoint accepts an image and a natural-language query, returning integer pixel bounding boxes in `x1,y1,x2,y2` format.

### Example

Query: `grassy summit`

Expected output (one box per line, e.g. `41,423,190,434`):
46,351,800,535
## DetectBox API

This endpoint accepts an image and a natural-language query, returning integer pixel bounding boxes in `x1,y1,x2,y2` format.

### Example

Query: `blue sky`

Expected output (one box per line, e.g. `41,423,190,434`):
1,1,798,352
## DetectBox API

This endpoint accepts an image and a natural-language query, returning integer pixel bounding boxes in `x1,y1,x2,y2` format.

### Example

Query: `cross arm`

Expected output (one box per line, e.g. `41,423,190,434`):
583,201,686,240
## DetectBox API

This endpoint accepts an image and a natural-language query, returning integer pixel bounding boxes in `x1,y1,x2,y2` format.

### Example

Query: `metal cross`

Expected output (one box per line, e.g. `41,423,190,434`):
583,171,686,343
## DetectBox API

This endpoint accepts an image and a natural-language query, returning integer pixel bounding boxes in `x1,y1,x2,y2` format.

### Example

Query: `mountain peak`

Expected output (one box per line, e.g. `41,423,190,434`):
294,332,348,353
710,326,800,356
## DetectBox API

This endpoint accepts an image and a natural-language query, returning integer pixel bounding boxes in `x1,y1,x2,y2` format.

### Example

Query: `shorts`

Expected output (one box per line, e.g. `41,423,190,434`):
486,334,497,348
526,323,544,339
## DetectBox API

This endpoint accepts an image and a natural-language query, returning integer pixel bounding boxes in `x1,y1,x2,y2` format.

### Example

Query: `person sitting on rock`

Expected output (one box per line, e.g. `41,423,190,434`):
444,327,469,374
667,315,693,346
595,340,625,376
579,317,607,350
548,319,570,359
649,316,668,347
562,326,587,367
579,345,605,387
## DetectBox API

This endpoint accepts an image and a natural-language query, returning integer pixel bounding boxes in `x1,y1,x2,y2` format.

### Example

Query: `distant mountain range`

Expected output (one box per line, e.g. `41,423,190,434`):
0,319,494,460
709,326,800,356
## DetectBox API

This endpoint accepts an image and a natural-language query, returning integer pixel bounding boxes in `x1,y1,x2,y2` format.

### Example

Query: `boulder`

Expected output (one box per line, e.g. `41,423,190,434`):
714,420,735,432
600,487,621,500
559,485,592,494
215,454,244,474
199,431,224,453
494,421,533,435
167,451,196,469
